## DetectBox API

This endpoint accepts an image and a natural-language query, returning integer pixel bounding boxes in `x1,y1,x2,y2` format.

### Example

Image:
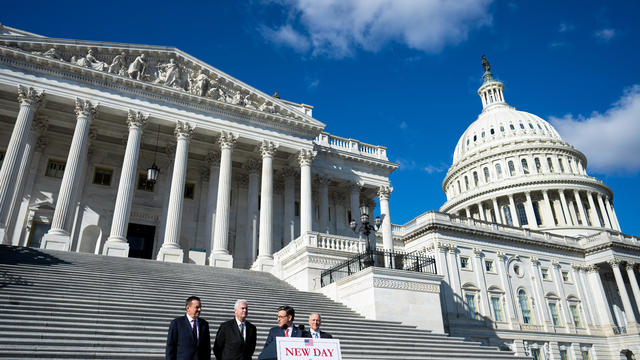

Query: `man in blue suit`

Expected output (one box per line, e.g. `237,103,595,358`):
166,296,211,360
258,305,301,360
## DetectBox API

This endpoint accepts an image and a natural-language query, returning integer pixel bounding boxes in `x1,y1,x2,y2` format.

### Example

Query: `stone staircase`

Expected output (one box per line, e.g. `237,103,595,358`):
0,245,528,359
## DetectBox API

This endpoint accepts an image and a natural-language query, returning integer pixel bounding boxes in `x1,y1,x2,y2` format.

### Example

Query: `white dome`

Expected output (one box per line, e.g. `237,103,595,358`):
452,103,562,164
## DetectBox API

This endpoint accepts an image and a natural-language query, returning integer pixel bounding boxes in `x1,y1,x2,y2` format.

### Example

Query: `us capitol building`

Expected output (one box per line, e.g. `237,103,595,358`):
1,24,639,359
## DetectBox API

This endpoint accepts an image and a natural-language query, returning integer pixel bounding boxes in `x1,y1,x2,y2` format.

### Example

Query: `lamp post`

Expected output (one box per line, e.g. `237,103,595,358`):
350,203,381,256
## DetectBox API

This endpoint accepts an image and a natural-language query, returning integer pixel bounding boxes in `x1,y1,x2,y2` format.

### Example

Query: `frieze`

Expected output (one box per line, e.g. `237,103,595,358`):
372,278,440,293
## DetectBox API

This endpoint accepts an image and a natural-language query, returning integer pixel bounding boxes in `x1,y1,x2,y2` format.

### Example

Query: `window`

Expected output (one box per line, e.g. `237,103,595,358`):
534,158,542,173
562,270,570,282
137,173,154,192
521,159,529,174
473,135,477,142
558,157,565,172
184,182,195,199
464,176,469,190
500,126,505,132
549,302,561,325
503,206,513,226
93,167,113,186
529,123,534,129
541,267,550,280
514,264,522,276
531,349,541,360
581,350,591,360
516,203,528,225
473,171,479,187
485,259,495,272
518,289,532,324
460,256,470,269
519,123,525,130
465,294,478,320
490,128,495,135
547,157,554,172
570,304,582,327
495,163,503,178
483,167,490,182
481,131,485,138
491,296,504,321
509,124,515,130
45,159,66,178
28,222,50,248
533,202,542,226
508,161,515,176
560,350,569,360
568,158,574,173
295,201,300,216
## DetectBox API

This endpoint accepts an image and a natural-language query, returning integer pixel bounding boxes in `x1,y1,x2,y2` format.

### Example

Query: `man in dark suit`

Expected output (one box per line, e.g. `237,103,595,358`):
258,305,302,360
213,299,257,360
302,313,333,339
166,296,211,360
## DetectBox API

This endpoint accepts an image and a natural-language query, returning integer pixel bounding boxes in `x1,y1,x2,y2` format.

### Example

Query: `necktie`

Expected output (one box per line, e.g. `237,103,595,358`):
239,323,245,341
285,328,289,337
192,319,197,339
314,332,318,339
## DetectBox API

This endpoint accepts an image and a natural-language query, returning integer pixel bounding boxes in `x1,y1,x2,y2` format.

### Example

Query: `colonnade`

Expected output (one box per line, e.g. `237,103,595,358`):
0,86,395,269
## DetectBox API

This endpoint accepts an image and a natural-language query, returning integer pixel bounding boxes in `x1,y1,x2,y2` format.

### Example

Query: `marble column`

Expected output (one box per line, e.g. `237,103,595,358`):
586,193,602,227
281,167,297,244
508,194,520,227
559,190,574,226
625,264,640,321
609,259,638,326
541,190,555,227
477,202,486,221
252,141,278,271
496,252,517,326
244,158,261,262
530,257,552,329
445,244,463,316
210,131,237,267
103,111,148,257
3,117,47,244
298,149,315,235
349,181,361,225
550,261,572,327
492,198,503,224
524,192,537,228
472,248,491,316
604,198,621,231
0,86,44,242
573,190,588,226
317,175,330,233
596,194,612,229
205,151,221,257
586,265,615,330
378,185,393,252
571,265,595,328
464,207,471,218
157,121,194,263
42,98,96,251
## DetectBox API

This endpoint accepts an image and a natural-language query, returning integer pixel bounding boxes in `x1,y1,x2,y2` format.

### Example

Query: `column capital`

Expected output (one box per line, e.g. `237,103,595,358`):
206,150,221,167
530,256,539,265
472,247,483,257
259,140,278,158
377,185,393,200
17,85,44,107
496,251,507,259
31,116,49,134
625,263,636,272
608,258,622,268
435,242,448,253
35,135,48,152
174,121,194,140
349,180,363,193
446,243,458,252
315,174,330,185
551,259,560,268
297,149,316,166
127,110,149,130
280,166,298,179
243,158,261,174
570,263,582,271
587,264,600,273
74,98,98,117
218,131,238,150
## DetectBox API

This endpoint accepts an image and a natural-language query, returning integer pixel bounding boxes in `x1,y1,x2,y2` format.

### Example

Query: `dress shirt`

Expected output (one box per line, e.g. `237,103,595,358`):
186,314,199,339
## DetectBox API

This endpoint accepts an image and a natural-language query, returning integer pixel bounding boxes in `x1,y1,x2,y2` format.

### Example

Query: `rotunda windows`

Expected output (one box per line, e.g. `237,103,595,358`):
516,204,528,225
509,124,515,130
547,158,555,172
481,131,485,138
508,161,516,176
490,128,495,135
521,159,529,174
500,126,504,132
558,157,565,172
534,158,542,173
519,123,525,130
495,163,503,178
483,167,490,182
473,171,479,187
529,123,534,129
474,135,477,142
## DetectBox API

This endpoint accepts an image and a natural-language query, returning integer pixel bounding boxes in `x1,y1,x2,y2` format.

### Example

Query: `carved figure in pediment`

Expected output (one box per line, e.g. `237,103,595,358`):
42,47,63,60
230,91,242,105
189,69,210,96
85,49,108,71
243,94,256,109
127,53,148,80
108,52,127,76
71,55,91,68
207,85,225,101
155,58,183,88
258,101,276,113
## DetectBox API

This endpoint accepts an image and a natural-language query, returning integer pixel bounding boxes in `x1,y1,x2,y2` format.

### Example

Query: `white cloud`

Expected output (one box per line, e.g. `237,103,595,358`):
260,0,493,58
558,22,574,33
550,85,640,174
594,28,616,42
399,120,408,130
423,164,448,174
259,24,311,53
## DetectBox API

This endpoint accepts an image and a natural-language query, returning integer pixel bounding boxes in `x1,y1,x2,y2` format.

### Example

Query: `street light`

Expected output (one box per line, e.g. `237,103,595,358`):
350,204,381,252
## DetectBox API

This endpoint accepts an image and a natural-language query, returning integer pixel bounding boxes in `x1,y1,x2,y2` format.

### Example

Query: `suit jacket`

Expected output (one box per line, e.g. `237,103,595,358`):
213,319,257,360
301,329,333,339
166,315,211,360
258,325,303,360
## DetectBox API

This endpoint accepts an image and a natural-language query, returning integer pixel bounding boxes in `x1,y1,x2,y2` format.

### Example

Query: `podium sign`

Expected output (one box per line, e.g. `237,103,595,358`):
276,337,342,360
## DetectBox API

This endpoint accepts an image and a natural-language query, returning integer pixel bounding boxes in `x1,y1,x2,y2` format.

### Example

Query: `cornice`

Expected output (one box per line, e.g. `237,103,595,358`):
314,144,399,170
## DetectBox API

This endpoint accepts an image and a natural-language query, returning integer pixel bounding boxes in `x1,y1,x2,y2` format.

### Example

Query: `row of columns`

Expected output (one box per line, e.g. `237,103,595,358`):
460,188,620,231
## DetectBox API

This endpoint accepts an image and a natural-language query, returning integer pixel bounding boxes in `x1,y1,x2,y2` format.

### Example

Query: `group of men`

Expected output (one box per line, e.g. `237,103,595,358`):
166,296,333,360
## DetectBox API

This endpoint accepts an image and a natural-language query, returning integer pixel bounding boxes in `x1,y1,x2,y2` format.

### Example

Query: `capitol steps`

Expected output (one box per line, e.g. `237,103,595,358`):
0,245,529,359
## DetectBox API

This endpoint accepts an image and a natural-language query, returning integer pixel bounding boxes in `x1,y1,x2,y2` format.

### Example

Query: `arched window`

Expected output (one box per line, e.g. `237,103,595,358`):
502,206,513,226
521,158,529,174
457,180,461,194
529,123,534,129
534,158,541,173
473,171,479,187
495,163,503,178
558,157,565,172
490,128,495,135
518,289,532,324
519,123,525,130
508,161,516,176
500,126,505,132
481,131,485,138
483,167,490,182
547,157,554,172
516,203,528,225
464,176,469,190
533,202,542,225
509,124,515,131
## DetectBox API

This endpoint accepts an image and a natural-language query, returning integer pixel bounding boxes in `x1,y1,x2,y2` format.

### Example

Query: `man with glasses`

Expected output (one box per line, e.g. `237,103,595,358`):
258,305,301,360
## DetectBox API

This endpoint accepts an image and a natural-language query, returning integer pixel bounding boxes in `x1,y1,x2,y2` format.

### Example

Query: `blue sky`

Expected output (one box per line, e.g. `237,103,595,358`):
5,0,640,235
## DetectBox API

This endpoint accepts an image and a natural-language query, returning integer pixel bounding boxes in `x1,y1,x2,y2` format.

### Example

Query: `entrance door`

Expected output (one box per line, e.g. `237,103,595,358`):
127,223,155,259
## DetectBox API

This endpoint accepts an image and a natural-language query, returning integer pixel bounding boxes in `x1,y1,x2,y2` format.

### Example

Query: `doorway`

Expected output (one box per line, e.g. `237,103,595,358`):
127,223,155,259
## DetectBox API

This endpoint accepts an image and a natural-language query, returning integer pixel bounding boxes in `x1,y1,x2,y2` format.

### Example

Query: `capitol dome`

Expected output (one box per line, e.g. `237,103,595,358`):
441,57,621,236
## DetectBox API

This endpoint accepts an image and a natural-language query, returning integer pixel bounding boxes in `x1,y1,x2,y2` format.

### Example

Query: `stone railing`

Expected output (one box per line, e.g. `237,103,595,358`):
579,230,640,248
273,232,364,263
314,132,388,161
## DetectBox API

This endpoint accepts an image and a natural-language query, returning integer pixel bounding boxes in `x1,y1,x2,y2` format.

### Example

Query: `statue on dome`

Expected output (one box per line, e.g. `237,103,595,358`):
481,55,491,73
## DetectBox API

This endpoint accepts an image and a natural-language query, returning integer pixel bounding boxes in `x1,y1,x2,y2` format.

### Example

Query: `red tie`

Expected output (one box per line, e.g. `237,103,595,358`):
192,320,197,339
285,328,289,337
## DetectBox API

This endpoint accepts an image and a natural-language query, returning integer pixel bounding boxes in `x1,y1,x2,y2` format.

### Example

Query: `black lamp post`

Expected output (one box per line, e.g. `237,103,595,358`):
350,204,381,253
146,124,160,184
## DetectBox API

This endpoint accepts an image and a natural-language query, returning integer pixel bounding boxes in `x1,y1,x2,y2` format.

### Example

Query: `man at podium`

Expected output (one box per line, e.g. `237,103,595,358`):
258,306,302,360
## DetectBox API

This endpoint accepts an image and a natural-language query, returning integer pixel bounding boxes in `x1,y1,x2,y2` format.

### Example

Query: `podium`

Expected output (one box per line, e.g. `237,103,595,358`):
275,338,342,359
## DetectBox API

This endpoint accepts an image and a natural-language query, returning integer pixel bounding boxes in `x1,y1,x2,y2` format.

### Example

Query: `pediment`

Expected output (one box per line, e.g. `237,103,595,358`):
0,35,325,133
